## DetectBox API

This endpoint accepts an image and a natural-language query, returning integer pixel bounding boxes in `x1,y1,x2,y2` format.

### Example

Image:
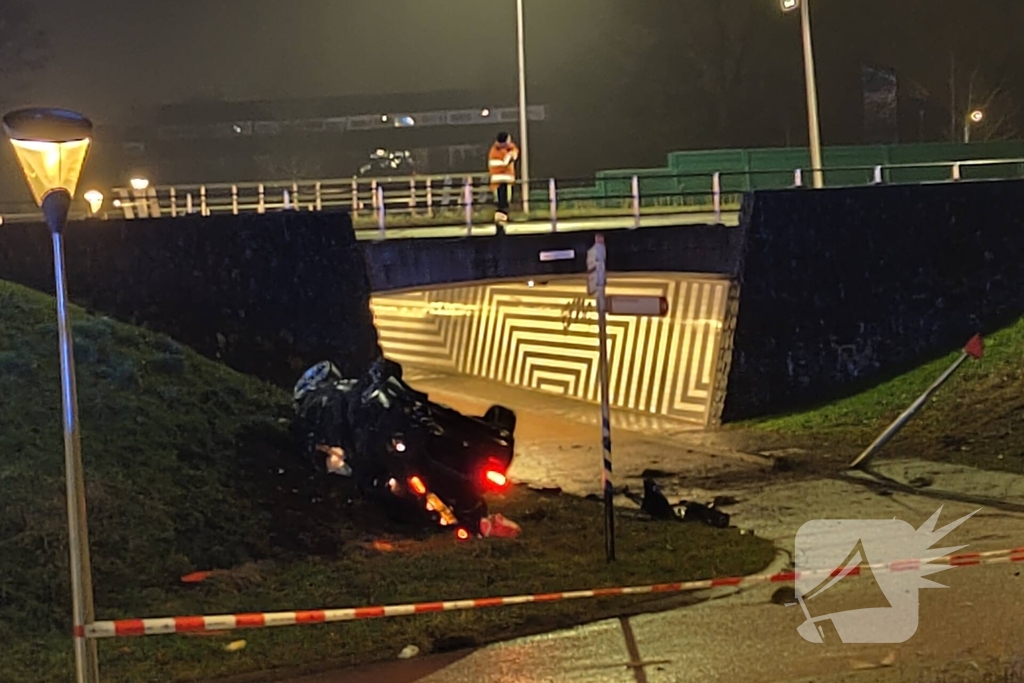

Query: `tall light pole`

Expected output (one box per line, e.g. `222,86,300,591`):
4,108,100,683
515,0,531,212
782,0,824,189
965,109,984,143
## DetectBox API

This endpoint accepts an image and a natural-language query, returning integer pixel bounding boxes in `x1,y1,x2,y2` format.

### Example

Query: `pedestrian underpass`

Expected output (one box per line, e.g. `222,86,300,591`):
370,273,738,429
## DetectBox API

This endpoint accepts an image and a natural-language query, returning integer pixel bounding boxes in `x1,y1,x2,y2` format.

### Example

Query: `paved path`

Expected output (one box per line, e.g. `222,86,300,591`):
279,373,1024,682
353,210,739,240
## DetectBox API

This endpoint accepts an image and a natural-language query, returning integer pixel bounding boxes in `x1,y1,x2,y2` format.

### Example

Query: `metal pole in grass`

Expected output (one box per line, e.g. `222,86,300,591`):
587,234,614,561
850,334,985,471
4,108,101,683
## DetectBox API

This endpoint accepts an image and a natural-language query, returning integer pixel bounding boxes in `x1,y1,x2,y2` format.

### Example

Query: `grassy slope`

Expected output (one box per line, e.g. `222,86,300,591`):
0,279,773,683
746,316,1024,472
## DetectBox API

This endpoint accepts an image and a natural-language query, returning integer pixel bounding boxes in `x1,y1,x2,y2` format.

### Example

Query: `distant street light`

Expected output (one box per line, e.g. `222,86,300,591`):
515,0,531,212
129,177,149,191
781,0,824,189
3,107,100,683
84,190,104,215
965,109,984,143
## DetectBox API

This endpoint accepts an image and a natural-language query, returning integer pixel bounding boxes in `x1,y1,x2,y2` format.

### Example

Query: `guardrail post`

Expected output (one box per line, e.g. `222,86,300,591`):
231,185,239,215
377,186,386,239
186,192,194,215
283,189,291,210
952,162,962,181
351,178,359,217
632,175,641,229
464,176,474,236
794,169,804,188
292,183,300,209
371,180,379,212
873,165,884,184
258,184,266,214
200,186,208,216
549,178,558,232
712,171,722,223
426,178,434,218
409,178,417,214
170,187,178,217
315,182,323,211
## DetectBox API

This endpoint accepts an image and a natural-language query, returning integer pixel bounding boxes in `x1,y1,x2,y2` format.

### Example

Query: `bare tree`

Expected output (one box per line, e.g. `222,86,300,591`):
956,61,1020,142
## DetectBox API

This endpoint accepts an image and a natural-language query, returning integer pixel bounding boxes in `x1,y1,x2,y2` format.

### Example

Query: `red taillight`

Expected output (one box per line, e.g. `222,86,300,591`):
485,470,508,488
408,476,427,496
455,527,471,541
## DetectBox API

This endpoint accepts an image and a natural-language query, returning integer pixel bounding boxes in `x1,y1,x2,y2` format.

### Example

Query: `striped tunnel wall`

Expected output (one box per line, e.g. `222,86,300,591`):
370,274,738,428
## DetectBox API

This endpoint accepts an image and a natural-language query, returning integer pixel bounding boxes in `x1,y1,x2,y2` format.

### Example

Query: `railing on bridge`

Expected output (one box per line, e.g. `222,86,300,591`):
3,157,1024,235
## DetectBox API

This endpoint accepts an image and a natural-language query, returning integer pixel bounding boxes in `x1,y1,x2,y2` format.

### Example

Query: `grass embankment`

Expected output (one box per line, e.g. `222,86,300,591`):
746,317,1024,473
0,279,773,683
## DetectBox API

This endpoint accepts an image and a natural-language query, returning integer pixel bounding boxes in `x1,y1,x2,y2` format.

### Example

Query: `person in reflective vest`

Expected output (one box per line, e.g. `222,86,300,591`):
488,131,519,231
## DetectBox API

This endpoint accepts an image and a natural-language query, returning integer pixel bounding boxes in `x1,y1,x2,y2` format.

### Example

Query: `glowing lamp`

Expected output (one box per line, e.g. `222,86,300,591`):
3,108,92,212
84,190,104,214
408,476,427,496
455,528,471,541
130,177,150,191
970,110,984,124
781,0,799,11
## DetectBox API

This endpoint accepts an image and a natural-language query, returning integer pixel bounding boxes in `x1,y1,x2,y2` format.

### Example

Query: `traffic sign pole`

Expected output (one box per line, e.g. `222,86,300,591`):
588,235,614,562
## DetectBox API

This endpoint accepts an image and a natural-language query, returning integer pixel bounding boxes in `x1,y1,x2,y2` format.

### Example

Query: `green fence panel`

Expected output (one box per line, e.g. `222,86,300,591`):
821,145,889,186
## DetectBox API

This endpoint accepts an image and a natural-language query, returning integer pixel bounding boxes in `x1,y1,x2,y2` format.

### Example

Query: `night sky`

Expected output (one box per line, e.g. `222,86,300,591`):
1,0,1022,171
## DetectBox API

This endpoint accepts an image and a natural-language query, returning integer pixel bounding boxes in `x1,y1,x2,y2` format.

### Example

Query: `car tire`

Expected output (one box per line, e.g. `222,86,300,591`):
484,405,516,434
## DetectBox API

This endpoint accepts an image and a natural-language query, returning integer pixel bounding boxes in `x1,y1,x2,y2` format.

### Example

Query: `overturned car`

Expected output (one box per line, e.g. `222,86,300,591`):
292,357,518,539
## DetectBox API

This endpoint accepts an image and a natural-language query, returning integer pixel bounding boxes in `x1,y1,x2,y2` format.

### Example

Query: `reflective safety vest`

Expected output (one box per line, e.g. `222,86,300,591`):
488,142,519,188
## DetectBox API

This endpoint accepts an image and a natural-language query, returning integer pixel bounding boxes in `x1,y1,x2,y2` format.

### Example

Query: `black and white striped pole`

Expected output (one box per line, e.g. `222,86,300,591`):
588,234,615,562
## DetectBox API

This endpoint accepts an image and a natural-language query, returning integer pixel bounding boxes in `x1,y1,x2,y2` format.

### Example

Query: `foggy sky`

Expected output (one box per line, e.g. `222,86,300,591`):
3,0,1022,163
13,0,616,121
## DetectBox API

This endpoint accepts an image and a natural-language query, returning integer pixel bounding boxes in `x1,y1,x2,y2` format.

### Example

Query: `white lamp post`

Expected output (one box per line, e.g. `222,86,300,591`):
3,108,100,683
515,0,531,212
782,0,824,189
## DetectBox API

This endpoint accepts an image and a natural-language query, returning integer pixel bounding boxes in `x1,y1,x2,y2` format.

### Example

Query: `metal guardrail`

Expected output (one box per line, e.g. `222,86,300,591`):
3,157,1023,234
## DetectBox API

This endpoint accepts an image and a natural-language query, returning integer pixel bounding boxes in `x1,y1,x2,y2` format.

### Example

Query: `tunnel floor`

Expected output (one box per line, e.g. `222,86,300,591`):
401,365,765,501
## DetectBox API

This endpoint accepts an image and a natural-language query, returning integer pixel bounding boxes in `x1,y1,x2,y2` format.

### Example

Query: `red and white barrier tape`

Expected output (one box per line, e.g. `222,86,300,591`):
82,546,1024,639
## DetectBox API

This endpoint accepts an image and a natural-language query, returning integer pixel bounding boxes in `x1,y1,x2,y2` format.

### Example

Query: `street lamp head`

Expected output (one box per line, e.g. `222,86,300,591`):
83,190,104,214
970,109,985,123
481,108,491,117
129,177,150,191
781,0,800,12
3,108,92,208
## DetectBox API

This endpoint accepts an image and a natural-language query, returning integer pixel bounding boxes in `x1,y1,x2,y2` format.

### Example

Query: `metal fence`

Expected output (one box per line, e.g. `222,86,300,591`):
3,156,1023,235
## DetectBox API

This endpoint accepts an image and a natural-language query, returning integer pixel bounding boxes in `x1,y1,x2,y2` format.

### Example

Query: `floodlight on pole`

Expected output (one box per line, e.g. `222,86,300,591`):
3,107,100,683
129,177,150,191
964,109,985,143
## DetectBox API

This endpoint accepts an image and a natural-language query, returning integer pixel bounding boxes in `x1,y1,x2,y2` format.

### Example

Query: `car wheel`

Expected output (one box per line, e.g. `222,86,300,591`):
484,405,516,434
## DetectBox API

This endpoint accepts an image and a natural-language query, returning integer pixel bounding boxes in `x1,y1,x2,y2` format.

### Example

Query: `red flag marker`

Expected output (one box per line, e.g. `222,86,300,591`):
964,334,984,359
